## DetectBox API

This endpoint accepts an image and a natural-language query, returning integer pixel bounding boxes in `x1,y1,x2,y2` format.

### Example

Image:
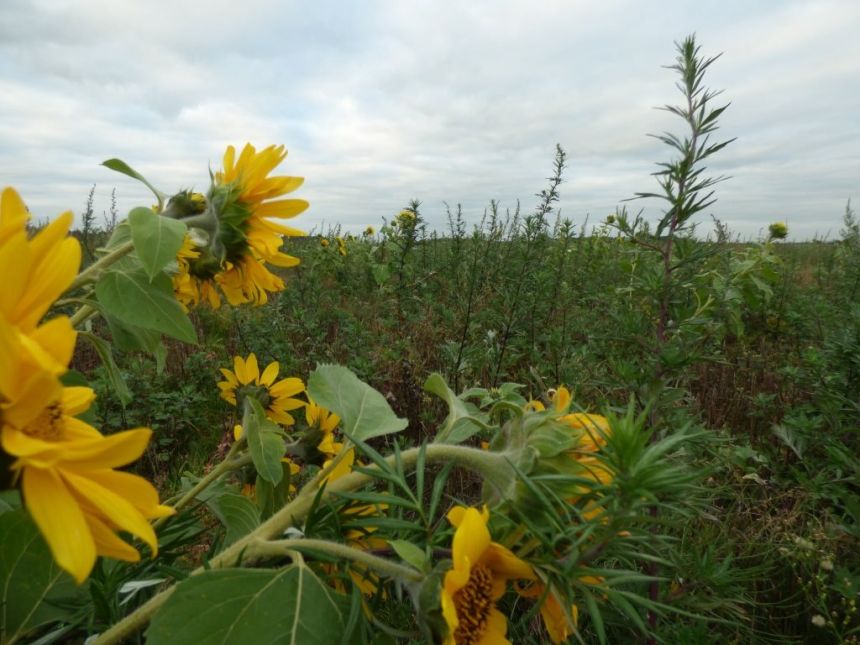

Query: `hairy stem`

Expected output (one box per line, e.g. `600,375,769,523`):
156,441,250,529
93,443,505,644
68,241,135,291
250,538,422,583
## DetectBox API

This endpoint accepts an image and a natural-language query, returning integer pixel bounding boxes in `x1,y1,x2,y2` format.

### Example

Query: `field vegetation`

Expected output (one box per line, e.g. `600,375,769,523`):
1,36,857,644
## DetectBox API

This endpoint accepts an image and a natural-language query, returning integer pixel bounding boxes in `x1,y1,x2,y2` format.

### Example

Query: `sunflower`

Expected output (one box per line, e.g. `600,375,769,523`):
218,353,305,425
324,501,389,597
217,143,307,260
171,144,307,309
441,506,533,645
0,187,173,583
303,398,357,484
1,356,173,582
172,234,223,310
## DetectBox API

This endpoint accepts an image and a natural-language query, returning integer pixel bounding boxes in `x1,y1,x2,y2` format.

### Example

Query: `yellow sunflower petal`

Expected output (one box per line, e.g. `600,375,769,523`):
233,355,249,384
84,470,174,519
552,386,572,413
87,514,142,562
260,361,279,386
62,470,159,556
269,377,305,398
254,199,309,220
0,187,30,244
0,231,28,317
219,368,239,386
245,353,260,383
451,507,490,575
61,427,152,469
0,369,61,430
61,386,96,417
440,587,460,640
14,237,81,330
23,467,96,584
28,210,74,264
477,608,510,645
483,543,535,581
24,316,77,374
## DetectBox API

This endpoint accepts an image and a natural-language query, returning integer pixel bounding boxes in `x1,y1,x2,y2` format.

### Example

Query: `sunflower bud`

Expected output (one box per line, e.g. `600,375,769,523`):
162,190,208,219
482,405,613,518
768,221,788,240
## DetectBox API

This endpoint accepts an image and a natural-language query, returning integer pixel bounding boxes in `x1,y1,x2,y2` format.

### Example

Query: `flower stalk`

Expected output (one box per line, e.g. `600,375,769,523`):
249,538,423,583
155,439,251,529
92,443,511,644
68,241,135,291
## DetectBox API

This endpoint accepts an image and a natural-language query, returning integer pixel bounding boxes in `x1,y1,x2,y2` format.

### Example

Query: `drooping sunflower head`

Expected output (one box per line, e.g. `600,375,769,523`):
217,353,305,425
483,389,615,514
440,505,534,645
170,143,308,309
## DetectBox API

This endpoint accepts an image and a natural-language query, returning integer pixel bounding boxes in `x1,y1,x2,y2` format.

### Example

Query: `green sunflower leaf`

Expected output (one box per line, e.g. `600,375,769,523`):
423,373,489,444
388,539,427,572
0,511,78,645
242,398,286,485
216,493,260,546
307,365,407,442
146,565,344,644
102,158,167,209
95,267,197,344
128,207,187,281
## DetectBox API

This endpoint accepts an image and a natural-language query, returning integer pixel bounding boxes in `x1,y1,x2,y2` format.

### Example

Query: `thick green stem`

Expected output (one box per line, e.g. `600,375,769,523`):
69,304,97,329
93,443,505,644
250,538,422,583
155,443,250,529
69,241,135,291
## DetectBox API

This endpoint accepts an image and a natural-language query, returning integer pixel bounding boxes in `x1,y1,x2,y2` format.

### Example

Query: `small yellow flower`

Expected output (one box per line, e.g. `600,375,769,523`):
320,238,330,248
441,506,533,644
363,226,375,236
218,353,305,425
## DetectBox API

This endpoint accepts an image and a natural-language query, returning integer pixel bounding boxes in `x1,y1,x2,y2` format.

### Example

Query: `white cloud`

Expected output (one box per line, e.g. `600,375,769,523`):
0,0,857,238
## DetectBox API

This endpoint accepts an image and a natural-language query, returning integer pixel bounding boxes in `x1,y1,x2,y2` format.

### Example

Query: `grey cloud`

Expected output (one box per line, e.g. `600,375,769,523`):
0,0,858,240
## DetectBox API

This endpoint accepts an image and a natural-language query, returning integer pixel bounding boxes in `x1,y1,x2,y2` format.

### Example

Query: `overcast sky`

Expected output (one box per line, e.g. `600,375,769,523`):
1,0,858,240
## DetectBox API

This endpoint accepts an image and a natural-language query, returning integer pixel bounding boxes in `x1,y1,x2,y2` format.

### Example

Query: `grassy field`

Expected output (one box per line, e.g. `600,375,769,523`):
71,197,860,642
51,38,857,644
